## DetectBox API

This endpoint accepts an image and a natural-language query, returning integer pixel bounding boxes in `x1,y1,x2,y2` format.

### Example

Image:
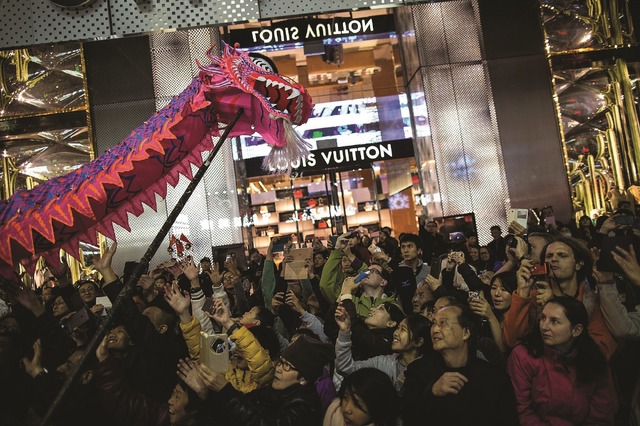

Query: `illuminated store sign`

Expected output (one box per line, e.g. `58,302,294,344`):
228,15,395,47
244,140,415,177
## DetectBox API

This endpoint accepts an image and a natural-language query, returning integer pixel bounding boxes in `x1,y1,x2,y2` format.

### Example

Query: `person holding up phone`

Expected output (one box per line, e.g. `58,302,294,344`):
196,335,334,426
501,237,617,360
319,232,369,306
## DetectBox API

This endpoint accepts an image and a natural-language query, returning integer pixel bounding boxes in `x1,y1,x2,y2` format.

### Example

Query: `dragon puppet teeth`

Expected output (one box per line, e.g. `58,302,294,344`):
287,88,300,100
256,76,267,81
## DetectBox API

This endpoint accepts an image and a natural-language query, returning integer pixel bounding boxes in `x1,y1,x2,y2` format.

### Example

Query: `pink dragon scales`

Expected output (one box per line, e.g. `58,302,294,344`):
0,42,313,276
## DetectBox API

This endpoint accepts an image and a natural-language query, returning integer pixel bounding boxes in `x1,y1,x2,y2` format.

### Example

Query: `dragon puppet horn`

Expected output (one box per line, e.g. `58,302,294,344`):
0,42,313,275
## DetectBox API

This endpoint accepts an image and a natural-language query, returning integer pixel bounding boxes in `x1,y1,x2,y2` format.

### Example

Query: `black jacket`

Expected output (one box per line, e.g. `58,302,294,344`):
216,382,322,426
419,229,447,264
402,352,519,426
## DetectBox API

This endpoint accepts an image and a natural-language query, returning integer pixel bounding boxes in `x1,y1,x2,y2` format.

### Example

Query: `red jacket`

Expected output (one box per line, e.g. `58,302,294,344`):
502,283,618,360
507,345,615,425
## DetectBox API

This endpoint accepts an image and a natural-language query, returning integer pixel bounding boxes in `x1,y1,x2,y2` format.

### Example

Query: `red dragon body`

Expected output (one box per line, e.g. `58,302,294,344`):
0,43,313,276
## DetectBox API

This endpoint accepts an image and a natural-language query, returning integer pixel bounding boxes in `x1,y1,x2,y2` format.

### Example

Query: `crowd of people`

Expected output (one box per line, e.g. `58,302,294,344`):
1,203,639,426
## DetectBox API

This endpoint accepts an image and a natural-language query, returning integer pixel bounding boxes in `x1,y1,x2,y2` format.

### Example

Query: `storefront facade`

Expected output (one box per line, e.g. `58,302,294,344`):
4,0,621,271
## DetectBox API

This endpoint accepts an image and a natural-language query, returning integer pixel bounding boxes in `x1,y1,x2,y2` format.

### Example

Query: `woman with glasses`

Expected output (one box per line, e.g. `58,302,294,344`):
507,297,615,425
198,335,335,426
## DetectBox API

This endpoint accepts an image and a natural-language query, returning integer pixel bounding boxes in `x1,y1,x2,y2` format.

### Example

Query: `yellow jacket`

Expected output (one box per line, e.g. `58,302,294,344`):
179,317,275,393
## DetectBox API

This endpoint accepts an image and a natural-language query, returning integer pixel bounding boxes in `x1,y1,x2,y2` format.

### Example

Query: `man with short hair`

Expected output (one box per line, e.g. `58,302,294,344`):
319,232,367,305
338,264,401,318
403,305,518,425
419,220,447,264
488,225,507,262
377,227,399,259
198,257,215,297
392,233,430,313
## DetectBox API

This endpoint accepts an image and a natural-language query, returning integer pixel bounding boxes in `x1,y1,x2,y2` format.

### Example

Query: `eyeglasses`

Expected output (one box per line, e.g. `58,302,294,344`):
367,268,382,276
276,357,296,372
431,319,459,329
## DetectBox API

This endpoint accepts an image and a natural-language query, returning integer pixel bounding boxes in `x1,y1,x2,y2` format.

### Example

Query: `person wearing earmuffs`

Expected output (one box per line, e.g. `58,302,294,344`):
502,237,618,361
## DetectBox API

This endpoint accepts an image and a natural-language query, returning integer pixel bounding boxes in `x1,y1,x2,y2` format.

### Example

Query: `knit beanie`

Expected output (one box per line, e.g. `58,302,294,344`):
281,336,335,383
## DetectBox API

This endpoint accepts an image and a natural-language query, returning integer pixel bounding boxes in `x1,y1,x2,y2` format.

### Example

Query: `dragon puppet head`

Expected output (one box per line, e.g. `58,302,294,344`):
0,42,314,275
199,42,313,170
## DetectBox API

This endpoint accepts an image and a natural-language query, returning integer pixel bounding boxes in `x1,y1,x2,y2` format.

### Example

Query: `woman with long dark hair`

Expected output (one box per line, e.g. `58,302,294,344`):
507,297,615,425
323,368,400,426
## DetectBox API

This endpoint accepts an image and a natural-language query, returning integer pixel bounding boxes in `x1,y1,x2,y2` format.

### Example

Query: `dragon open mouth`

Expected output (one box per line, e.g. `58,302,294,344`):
253,77,304,124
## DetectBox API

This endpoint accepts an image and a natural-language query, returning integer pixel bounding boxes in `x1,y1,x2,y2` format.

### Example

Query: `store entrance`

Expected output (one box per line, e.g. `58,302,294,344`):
246,156,418,253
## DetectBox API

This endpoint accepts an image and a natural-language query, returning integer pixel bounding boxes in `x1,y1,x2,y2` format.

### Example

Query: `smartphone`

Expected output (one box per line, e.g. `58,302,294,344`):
508,209,529,229
598,234,631,273
354,270,370,284
530,263,548,280
449,251,465,264
202,298,215,314
329,235,339,247
63,307,90,331
200,332,230,374
273,235,292,252
468,291,479,300
429,256,442,278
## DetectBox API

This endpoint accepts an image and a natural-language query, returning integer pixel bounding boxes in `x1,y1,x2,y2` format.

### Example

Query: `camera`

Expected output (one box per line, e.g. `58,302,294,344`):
468,291,480,300
531,263,548,280
504,234,518,249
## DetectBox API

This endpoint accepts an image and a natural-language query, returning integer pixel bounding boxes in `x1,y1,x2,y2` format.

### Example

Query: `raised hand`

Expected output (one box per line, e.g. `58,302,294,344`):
207,262,222,286
340,276,359,297
4,282,45,317
305,258,315,279
312,237,324,252
197,363,229,392
535,281,553,306
334,303,352,333
93,242,117,274
468,293,494,320
137,274,155,291
266,237,277,260
90,304,105,316
432,372,468,396
272,292,284,313
286,290,304,315
509,220,527,237
613,245,640,287
516,259,534,297
424,275,442,292
22,339,45,378
177,358,208,399
181,258,200,282
208,298,234,330
96,334,110,363
164,282,191,323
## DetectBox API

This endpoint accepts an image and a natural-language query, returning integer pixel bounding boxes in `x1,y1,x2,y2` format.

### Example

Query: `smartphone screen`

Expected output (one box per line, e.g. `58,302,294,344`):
429,257,442,278
273,235,292,252
598,235,631,273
